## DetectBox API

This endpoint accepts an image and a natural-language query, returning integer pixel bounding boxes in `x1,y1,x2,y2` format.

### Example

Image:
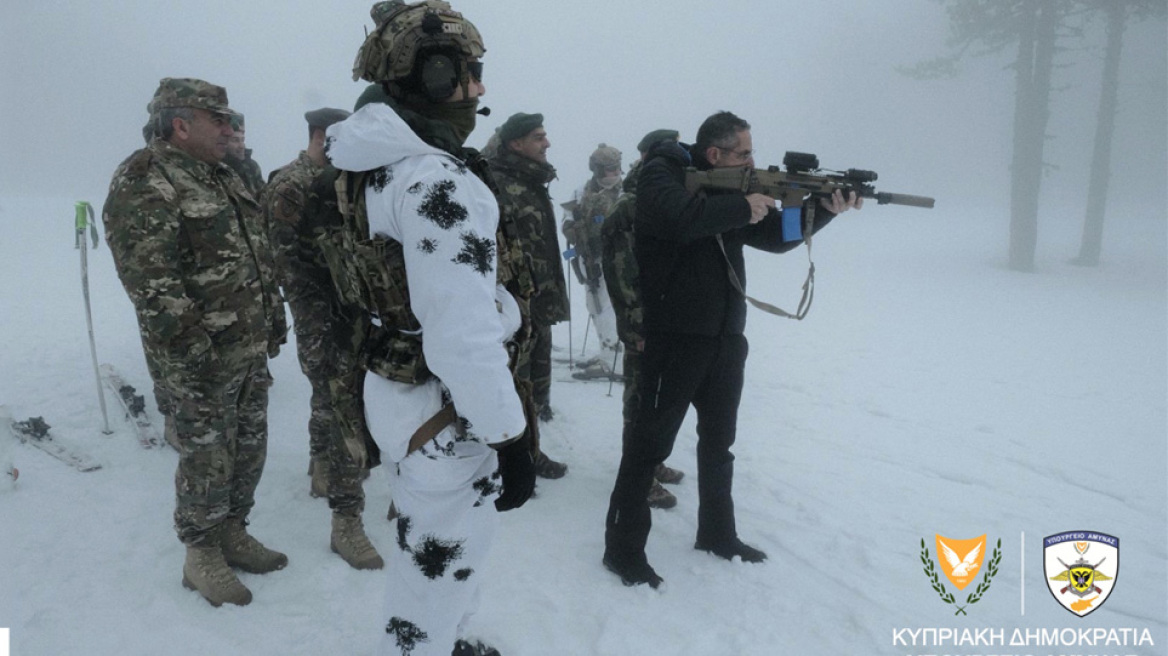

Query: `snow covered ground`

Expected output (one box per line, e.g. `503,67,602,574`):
0,194,1164,656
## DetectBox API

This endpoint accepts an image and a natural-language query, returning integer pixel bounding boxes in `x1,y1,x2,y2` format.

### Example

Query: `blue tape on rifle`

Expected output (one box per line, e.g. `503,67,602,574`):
781,207,802,243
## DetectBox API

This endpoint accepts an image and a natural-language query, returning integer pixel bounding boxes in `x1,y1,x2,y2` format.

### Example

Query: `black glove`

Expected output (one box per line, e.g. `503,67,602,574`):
494,434,535,512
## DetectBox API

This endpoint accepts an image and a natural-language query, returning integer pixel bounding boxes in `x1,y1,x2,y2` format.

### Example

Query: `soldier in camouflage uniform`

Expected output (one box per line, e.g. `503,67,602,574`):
264,108,383,571
563,144,623,365
601,130,687,511
225,112,266,199
488,112,569,479
102,78,289,608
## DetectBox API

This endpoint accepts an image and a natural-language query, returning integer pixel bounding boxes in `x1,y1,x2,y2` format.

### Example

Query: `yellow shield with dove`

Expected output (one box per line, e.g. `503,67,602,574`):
935,534,986,590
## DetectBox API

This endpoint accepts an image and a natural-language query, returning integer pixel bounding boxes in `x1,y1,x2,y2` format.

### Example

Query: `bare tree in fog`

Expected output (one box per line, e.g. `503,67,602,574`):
1071,0,1167,267
902,0,1079,272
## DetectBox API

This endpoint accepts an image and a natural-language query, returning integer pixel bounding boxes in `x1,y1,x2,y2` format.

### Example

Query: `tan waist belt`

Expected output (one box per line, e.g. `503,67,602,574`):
406,404,458,455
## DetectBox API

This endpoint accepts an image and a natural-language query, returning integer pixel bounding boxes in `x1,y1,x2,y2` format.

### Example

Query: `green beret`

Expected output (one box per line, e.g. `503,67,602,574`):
229,112,245,131
305,108,351,129
354,83,391,111
637,129,679,154
151,77,231,115
499,112,543,144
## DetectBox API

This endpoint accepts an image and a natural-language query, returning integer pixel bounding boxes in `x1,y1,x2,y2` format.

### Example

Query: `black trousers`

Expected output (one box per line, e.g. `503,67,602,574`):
605,332,748,558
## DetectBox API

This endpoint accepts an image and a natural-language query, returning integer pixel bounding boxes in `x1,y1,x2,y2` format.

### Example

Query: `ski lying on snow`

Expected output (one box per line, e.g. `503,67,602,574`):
554,355,624,383
100,364,162,449
569,371,624,383
1,408,102,472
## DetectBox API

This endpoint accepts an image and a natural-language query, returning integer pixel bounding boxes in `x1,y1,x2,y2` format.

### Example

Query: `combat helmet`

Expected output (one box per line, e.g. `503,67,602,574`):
352,1,484,103
589,143,622,177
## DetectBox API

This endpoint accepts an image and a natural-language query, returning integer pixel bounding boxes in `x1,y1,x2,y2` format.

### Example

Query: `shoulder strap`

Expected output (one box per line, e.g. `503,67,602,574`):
715,202,816,321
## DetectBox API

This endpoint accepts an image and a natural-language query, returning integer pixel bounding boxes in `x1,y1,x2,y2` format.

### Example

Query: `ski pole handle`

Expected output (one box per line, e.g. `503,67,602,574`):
75,201,99,248
75,202,85,249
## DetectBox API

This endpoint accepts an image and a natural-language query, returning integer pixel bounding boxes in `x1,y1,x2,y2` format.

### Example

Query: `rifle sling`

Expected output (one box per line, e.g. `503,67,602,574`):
715,211,815,321
406,403,458,456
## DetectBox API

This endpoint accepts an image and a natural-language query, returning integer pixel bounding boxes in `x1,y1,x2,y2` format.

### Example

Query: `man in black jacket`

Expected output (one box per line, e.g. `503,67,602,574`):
602,111,861,588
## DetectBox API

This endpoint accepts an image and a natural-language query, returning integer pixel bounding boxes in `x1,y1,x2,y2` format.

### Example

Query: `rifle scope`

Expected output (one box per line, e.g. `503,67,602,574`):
782,151,819,173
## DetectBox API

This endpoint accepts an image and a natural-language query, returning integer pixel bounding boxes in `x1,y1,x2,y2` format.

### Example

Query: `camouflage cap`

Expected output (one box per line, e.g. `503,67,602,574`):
637,129,679,154
499,112,543,143
305,107,351,128
150,77,231,115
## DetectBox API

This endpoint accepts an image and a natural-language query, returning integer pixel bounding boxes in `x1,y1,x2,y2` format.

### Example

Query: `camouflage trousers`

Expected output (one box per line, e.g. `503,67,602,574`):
290,296,342,458
524,322,553,410
363,381,501,656
290,295,366,517
513,323,548,460
169,360,271,547
314,366,367,517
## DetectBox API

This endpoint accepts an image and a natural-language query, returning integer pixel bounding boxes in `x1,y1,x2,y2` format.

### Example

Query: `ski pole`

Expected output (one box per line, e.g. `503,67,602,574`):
76,201,112,435
563,247,574,371
605,342,621,397
580,315,592,358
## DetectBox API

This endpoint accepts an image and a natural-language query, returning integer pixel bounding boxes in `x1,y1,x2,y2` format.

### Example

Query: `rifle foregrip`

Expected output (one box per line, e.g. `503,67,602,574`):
876,192,935,208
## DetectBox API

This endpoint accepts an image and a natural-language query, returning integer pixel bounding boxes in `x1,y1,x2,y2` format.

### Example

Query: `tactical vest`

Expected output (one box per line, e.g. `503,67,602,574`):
318,150,536,386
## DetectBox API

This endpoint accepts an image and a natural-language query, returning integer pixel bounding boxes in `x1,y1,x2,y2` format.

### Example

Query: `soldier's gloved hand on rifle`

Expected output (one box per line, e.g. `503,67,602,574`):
493,433,535,511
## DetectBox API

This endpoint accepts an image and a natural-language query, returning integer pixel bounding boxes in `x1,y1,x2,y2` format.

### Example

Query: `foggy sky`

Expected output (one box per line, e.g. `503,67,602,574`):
2,1,1165,232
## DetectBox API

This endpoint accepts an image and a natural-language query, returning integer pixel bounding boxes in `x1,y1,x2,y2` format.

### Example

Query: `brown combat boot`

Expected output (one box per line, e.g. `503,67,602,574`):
653,462,685,485
534,452,568,479
647,480,677,509
182,545,253,607
309,457,329,498
331,514,384,570
219,518,288,574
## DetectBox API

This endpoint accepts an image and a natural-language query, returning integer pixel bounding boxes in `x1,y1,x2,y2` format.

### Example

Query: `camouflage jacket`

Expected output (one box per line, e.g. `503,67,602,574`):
102,139,287,390
264,151,329,306
568,176,622,285
488,150,569,325
600,161,642,347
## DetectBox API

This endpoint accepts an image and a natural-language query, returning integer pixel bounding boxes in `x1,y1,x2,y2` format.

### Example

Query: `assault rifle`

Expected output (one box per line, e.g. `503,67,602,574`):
684,151,935,211
682,152,934,321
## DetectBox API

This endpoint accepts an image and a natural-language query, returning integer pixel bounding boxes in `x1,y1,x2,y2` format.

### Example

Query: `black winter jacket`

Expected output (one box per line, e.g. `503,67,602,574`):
634,141,834,336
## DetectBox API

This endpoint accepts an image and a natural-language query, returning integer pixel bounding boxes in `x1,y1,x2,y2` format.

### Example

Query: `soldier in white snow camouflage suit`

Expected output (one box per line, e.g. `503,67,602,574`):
326,3,536,654
563,143,623,358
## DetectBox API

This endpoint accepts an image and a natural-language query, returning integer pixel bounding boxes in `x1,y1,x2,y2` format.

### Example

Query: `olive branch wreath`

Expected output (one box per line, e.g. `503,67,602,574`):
920,538,1002,616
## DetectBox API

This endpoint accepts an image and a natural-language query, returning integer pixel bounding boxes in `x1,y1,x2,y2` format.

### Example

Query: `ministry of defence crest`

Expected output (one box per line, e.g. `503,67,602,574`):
1044,531,1118,617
